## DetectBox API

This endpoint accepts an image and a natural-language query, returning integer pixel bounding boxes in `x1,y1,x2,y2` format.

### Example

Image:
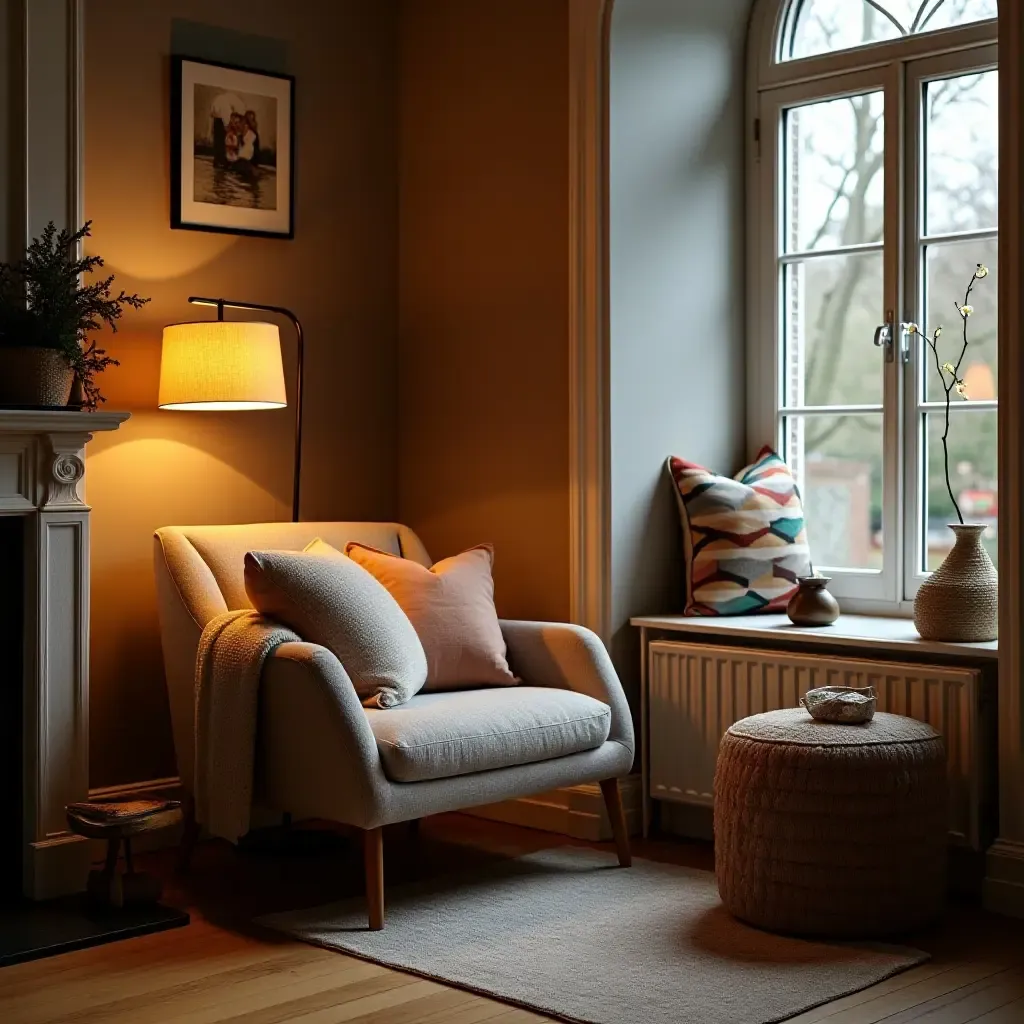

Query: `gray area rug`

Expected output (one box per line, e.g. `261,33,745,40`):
258,847,928,1024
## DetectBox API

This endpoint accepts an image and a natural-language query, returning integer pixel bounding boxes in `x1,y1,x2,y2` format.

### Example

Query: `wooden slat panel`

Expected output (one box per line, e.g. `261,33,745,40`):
648,640,982,846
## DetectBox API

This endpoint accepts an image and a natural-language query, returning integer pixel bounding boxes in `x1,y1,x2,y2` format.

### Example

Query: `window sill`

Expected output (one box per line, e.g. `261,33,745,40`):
629,612,998,662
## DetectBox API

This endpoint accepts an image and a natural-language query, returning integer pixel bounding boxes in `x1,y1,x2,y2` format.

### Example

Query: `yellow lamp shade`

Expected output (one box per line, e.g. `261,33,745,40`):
159,320,287,410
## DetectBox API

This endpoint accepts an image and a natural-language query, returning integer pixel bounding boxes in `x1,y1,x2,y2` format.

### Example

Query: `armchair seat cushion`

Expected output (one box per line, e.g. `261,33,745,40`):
365,687,612,783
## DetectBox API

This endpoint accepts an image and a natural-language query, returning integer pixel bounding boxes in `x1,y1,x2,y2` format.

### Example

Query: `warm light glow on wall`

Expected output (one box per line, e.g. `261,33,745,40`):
158,320,287,411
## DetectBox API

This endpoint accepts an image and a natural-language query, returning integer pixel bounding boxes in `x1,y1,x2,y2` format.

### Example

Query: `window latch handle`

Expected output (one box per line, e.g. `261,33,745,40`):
898,322,912,364
873,316,895,363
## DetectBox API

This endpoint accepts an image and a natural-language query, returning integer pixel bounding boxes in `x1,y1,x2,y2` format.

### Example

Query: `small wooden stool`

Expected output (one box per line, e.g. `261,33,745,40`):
66,800,183,908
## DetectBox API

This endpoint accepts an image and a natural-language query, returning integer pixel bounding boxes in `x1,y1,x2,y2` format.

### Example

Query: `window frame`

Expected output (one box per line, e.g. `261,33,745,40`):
747,0,999,614
752,1,996,88
902,45,999,602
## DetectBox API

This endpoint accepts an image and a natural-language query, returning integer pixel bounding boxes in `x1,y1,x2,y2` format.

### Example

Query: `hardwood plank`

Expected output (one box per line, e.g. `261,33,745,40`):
9,944,361,1024
4,813,1024,1024
785,963,1011,1024
341,987,489,1024
485,1010,553,1023
99,957,395,1024
784,964,964,1023
0,927,231,1001
0,934,307,1017
254,978,463,1024
176,968,423,1024
969,996,1024,1022
875,968,1024,1024
406,998,526,1024
0,917,228,987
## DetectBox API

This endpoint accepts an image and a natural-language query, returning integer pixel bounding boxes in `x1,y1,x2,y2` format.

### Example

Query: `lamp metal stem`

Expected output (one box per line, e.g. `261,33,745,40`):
189,295,305,522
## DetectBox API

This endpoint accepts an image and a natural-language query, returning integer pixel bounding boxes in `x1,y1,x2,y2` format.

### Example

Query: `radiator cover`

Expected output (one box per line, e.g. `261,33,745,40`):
646,640,987,848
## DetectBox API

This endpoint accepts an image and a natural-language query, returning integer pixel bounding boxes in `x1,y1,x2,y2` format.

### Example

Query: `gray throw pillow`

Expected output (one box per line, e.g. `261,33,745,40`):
244,549,427,708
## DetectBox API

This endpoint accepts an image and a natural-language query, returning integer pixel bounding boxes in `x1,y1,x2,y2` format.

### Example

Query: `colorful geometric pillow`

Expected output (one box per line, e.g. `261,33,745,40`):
667,447,812,616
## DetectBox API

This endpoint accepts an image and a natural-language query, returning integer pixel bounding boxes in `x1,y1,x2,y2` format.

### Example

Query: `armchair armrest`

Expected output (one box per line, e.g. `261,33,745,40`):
259,641,388,829
499,620,634,756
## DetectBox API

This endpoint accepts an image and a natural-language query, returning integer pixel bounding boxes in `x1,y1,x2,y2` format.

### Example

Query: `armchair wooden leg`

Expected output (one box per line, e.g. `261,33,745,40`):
600,778,632,868
176,794,199,876
364,827,385,930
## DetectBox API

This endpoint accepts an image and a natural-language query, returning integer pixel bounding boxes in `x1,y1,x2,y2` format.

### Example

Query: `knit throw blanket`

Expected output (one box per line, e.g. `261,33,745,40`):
194,610,300,843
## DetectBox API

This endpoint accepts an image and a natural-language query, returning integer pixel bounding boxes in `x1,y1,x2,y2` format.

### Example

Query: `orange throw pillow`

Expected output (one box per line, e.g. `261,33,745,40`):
341,541,518,692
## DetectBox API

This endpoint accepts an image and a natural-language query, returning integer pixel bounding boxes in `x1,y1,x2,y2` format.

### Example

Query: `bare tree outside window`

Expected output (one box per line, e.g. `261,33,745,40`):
782,0,997,62
778,0,997,573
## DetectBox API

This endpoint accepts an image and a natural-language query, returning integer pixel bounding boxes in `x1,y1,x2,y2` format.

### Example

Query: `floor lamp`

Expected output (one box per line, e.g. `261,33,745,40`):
159,297,306,522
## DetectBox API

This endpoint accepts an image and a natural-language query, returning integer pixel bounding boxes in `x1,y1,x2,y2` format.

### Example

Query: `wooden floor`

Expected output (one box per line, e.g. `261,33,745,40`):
4,814,1024,1024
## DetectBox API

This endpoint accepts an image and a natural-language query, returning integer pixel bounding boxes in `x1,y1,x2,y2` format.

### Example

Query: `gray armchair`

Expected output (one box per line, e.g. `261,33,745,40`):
154,521,635,928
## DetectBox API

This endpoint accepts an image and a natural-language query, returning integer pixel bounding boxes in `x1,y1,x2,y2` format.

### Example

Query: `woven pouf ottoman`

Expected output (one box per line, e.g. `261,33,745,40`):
714,707,946,938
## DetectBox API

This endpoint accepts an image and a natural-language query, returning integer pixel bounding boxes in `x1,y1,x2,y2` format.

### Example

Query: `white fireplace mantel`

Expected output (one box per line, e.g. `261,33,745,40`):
0,409,129,898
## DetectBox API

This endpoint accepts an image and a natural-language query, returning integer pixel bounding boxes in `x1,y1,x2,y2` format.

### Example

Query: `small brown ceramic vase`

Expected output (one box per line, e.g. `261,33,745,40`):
787,575,840,627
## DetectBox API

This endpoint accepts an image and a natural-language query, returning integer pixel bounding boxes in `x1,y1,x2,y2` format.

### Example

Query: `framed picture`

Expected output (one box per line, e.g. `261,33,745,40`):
171,56,295,238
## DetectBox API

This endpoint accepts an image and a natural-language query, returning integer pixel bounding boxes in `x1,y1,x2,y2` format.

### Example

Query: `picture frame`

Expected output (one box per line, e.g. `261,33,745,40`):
170,56,295,239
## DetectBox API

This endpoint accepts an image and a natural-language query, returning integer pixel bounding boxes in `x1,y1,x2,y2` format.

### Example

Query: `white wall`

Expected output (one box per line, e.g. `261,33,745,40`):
609,0,753,692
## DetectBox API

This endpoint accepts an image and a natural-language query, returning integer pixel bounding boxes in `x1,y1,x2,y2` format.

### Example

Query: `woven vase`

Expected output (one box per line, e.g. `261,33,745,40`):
913,524,997,642
0,347,74,407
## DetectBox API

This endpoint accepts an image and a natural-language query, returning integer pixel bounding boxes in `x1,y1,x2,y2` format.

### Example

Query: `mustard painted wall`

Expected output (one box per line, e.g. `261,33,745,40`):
396,0,572,623
84,0,400,786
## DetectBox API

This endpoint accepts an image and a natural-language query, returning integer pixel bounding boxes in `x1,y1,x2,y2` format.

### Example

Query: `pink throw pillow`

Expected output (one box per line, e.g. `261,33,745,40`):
341,541,518,692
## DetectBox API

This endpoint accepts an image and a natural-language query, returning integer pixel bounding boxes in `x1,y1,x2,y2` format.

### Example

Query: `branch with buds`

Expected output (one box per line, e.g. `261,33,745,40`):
902,263,989,525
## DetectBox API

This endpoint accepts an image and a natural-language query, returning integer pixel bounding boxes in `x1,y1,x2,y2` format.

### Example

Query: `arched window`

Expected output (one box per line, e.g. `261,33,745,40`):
780,1,998,62
748,0,997,610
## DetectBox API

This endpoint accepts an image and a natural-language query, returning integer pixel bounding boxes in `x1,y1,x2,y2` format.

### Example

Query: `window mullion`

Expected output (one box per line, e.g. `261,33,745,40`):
882,59,905,606
902,53,925,603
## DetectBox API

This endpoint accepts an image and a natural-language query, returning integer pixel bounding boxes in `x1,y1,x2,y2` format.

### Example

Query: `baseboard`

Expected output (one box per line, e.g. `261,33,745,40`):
984,838,1024,917
24,834,92,900
88,776,182,802
83,774,644,851
466,774,642,841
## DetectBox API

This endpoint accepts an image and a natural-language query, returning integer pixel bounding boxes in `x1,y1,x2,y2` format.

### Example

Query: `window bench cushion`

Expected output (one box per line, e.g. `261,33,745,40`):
365,687,612,783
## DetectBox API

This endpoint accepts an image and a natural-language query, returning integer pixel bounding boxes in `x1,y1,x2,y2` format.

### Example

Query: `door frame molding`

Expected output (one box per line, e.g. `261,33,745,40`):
568,0,613,641
986,0,1024,913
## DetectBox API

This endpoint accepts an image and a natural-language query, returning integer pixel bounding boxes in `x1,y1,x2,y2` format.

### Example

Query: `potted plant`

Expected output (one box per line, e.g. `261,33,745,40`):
0,221,149,410
905,264,997,642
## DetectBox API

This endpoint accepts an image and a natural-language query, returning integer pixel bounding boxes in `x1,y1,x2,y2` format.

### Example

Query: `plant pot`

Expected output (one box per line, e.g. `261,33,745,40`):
0,347,75,407
786,574,840,626
913,524,997,642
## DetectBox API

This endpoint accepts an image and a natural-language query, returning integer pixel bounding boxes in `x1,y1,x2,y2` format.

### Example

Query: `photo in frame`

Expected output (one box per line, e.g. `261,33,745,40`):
171,56,295,238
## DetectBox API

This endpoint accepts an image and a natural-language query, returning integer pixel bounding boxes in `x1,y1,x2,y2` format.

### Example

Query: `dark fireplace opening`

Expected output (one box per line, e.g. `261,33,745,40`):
0,516,22,907
0,517,188,961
